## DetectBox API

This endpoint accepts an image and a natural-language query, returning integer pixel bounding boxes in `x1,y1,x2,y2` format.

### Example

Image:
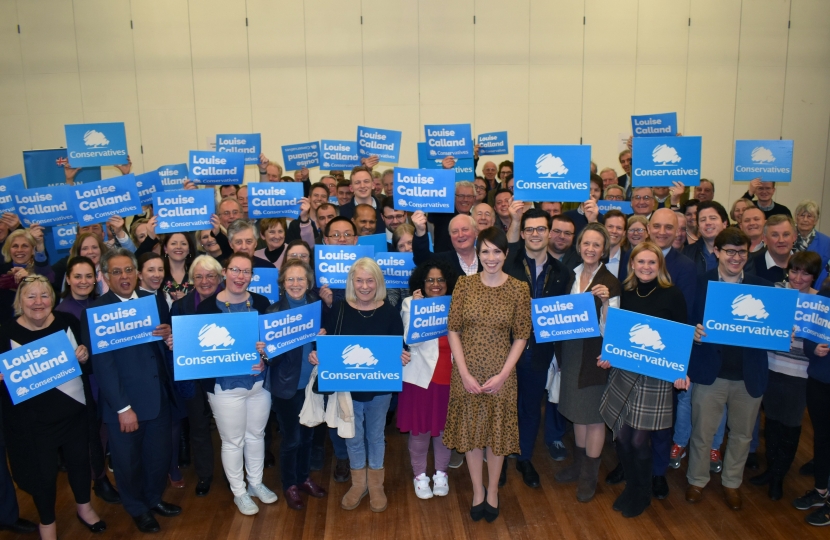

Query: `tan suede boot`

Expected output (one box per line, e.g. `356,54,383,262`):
367,468,387,512
340,468,368,510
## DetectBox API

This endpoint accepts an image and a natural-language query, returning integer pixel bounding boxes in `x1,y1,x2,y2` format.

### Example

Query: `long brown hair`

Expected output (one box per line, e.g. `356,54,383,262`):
622,242,672,291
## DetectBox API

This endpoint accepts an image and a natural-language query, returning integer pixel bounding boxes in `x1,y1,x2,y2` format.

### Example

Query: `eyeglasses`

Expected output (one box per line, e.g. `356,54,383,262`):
287,252,310,260
284,277,307,284
523,226,549,236
721,249,749,258
628,228,646,235
107,267,135,277
474,186,486,192
220,210,241,217
227,267,252,276
425,277,446,284
551,229,574,237
193,273,219,282
632,195,653,202
21,275,50,283
327,232,355,239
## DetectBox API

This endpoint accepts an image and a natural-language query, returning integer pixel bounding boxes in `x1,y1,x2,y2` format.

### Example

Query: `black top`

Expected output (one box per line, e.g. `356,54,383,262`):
323,300,404,402
619,279,687,325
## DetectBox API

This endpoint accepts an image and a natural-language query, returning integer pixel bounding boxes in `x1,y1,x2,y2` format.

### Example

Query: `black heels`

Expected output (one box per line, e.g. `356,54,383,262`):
470,487,487,521
77,513,107,533
484,494,500,523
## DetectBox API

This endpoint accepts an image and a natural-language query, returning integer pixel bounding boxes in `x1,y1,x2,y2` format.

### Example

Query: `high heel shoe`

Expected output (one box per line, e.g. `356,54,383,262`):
77,513,107,533
484,494,500,523
470,487,487,522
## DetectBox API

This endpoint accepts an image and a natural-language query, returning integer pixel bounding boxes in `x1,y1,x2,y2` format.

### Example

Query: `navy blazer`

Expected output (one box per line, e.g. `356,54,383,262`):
412,232,482,276
687,269,773,397
83,290,176,424
337,196,385,234
621,247,696,320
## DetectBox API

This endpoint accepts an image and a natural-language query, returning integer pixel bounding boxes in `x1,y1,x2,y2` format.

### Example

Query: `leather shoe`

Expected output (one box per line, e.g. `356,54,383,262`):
299,478,327,498
151,501,182,518
723,486,742,510
685,485,704,503
652,475,669,500
498,459,508,487
0,518,37,534
768,476,784,501
470,487,487,522
516,460,541,488
284,485,305,510
93,475,121,504
334,458,351,483
605,462,625,485
750,469,771,486
133,512,160,533
195,477,212,497
77,513,107,533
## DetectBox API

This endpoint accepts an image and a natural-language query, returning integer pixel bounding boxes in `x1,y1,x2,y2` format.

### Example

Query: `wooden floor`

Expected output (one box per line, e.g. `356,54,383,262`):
5,413,824,540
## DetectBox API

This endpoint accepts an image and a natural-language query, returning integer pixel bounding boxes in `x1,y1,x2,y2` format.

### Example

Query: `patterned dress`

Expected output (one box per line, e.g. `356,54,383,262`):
442,274,532,456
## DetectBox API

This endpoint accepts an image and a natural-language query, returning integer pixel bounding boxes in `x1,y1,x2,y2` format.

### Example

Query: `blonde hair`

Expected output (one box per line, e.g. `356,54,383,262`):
13,277,55,317
1,229,36,265
345,257,386,304
622,242,673,291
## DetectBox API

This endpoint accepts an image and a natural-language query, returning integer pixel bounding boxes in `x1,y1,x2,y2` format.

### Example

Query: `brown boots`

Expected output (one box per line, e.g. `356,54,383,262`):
367,468,387,512
341,468,368,510
340,468,387,512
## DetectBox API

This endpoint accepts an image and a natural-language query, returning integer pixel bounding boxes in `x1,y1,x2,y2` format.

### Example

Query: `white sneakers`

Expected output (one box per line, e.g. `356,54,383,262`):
233,493,259,515
413,472,450,499
432,471,449,497
247,483,279,504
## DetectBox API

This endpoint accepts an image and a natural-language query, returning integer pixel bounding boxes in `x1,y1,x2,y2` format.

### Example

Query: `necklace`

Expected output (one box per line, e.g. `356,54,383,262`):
636,285,656,298
355,303,378,318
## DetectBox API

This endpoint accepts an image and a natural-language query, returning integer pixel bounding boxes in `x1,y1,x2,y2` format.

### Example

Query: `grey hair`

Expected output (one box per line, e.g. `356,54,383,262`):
455,181,475,193
100,247,137,275
227,219,259,243
795,200,820,221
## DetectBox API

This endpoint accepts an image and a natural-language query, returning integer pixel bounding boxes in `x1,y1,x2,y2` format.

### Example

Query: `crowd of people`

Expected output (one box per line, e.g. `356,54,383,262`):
1,143,829,538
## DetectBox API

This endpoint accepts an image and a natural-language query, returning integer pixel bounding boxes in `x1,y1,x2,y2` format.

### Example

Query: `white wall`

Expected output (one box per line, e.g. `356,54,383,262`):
1,0,828,230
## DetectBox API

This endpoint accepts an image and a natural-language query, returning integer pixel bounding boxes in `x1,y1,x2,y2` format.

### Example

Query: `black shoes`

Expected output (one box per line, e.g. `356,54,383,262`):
195,477,212,497
484,495,500,523
77,513,107,533
470,487,487,522
516,460,541,488
769,476,784,501
151,501,182,518
93,475,121,504
133,512,160,533
606,462,625,485
499,459,508,487
334,458,351,483
0,518,37,534
652,475,669,500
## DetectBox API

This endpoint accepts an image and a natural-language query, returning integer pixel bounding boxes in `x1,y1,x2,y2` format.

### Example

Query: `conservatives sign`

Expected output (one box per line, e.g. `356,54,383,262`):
357,126,402,163
216,133,261,165
477,131,508,156
393,167,454,213
793,293,830,346
316,245,373,288
734,140,793,182
632,136,701,187
154,189,214,234
405,296,451,345
417,143,474,181
260,301,321,358
513,145,591,203
602,308,695,383
0,174,26,214
374,252,414,288
12,185,74,227
631,113,677,137
87,295,161,354
249,268,280,304
173,312,260,381
320,140,360,169
282,142,320,171
158,164,188,190
52,224,76,251
189,151,244,185
424,124,473,159
316,335,403,392
0,331,81,405
248,182,302,219
71,175,142,225
701,281,799,351
532,293,600,342
65,122,128,168
135,170,163,206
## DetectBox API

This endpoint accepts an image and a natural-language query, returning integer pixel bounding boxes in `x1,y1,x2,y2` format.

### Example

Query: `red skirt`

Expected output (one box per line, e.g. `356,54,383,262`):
396,381,450,436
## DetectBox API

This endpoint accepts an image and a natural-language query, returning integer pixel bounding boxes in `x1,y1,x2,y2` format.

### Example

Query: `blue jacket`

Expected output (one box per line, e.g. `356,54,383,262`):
807,230,830,287
687,270,772,398
803,289,830,384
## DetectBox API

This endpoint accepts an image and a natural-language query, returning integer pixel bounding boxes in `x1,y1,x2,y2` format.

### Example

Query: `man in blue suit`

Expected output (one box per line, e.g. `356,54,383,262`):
81,248,182,534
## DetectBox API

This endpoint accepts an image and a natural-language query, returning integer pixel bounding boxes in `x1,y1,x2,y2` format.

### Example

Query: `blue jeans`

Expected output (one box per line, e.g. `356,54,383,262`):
346,394,392,470
674,382,727,448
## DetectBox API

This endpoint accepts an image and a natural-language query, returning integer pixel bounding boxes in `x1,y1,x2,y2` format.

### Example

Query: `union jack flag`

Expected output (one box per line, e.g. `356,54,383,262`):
56,156,68,167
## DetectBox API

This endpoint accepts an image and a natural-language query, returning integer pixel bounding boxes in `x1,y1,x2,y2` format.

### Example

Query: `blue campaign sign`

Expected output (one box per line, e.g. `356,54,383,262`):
135,170,163,206
792,293,830,346
189,151,245,185
602,307,695,383
393,167,454,213
315,245,373,288
0,174,25,214
248,182,302,219
320,140,361,169
153,189,214,234
417,143,473,181
23,149,101,188
357,233,388,255
734,140,793,182
477,131,509,156
425,124,473,159
12,185,75,227
71,174,142,225
65,122,128,168
0,331,82,405
282,142,320,171
249,267,280,304
328,196,339,205
632,136,701,187
172,312,260,381
216,133,261,165
317,335,403,392
631,112,677,137
260,301,321,358
157,163,188,190
87,295,161,354
701,281,799,351
597,200,633,214
513,145,591,203
532,293,600,342
406,296,451,344
52,224,77,251
357,126,402,163
374,252,415,288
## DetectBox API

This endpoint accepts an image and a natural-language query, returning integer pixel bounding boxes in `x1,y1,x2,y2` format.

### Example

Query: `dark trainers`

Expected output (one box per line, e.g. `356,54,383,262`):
548,441,568,462
794,489,828,511
806,503,830,526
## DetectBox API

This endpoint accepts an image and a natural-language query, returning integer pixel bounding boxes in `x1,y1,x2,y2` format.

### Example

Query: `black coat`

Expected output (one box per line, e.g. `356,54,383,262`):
265,290,322,400
412,232,482,276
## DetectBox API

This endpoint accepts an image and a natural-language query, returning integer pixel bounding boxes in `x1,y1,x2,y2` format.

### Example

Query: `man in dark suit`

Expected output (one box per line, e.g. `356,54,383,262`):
336,166,384,234
684,228,772,511
504,205,574,487
380,198,407,251
548,214,581,271
745,214,796,283
412,211,482,277
81,248,182,534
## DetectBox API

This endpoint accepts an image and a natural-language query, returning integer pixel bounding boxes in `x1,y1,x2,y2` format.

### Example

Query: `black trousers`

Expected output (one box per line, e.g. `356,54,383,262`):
807,377,830,490
184,382,214,480
271,390,313,490
0,440,19,527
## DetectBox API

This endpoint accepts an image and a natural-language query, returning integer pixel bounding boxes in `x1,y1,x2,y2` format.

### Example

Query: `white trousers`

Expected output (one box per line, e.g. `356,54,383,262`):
208,381,272,497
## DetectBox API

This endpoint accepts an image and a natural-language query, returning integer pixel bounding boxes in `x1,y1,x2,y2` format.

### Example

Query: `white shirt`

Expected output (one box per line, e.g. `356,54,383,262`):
606,246,621,278
458,252,479,276
765,250,785,270
571,263,620,333
115,290,140,413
